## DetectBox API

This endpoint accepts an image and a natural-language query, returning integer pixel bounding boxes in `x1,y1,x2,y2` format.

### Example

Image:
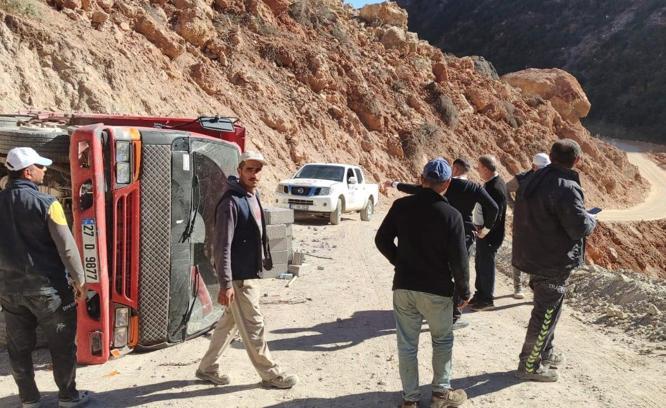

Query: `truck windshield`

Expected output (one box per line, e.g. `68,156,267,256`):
295,165,345,182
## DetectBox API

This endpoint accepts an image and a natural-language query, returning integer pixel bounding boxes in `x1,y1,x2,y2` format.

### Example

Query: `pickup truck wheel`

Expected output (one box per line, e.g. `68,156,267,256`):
360,198,374,221
0,127,70,164
330,198,342,225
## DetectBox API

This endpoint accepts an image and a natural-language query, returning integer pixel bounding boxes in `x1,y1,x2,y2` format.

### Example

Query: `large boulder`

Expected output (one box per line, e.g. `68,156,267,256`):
359,2,408,29
502,68,591,123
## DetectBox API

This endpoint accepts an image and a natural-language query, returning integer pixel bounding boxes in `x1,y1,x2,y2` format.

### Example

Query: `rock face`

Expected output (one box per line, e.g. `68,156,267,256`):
0,0,647,215
502,68,590,123
359,2,408,28
396,0,666,143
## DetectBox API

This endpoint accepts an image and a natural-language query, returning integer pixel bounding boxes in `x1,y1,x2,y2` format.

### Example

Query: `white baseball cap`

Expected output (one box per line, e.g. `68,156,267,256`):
5,147,53,171
532,152,551,169
239,150,267,165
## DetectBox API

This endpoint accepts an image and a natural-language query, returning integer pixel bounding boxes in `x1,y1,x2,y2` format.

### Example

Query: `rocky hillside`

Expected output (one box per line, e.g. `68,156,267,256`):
0,0,646,209
397,0,666,143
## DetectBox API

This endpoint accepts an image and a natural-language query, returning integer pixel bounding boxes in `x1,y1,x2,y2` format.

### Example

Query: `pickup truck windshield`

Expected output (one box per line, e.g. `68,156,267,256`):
295,165,345,182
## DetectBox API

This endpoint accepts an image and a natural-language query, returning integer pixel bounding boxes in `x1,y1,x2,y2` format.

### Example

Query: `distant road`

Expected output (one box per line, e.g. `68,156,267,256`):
598,146,666,222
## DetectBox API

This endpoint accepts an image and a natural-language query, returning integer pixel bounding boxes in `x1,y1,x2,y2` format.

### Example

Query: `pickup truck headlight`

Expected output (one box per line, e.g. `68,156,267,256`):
276,184,288,194
317,187,330,195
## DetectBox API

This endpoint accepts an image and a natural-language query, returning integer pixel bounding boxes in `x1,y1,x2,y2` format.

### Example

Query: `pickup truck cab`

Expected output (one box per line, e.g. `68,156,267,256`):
275,163,379,224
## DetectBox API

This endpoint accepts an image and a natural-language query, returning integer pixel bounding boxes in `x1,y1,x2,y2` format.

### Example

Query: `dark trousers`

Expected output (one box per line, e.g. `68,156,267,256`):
474,239,499,302
518,276,565,372
0,290,78,403
452,235,475,322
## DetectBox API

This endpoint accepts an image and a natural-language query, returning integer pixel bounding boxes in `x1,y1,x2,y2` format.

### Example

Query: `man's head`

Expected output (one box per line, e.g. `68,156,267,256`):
452,158,471,178
237,151,267,192
4,147,52,185
476,155,498,181
549,139,582,168
531,152,551,171
420,157,452,194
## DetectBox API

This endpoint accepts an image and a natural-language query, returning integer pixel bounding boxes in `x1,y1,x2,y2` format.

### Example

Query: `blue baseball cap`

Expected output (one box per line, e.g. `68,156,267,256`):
422,157,452,182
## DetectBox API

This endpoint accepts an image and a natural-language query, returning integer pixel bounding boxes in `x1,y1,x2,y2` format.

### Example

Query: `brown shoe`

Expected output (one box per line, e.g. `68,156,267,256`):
400,400,419,408
262,373,299,389
195,369,230,385
430,389,467,408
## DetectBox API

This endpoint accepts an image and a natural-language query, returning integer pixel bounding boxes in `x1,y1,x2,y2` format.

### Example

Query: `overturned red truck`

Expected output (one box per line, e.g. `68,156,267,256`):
0,113,245,364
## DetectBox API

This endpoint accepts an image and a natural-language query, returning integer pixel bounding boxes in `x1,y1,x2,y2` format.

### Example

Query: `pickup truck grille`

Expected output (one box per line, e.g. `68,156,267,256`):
288,199,314,205
289,186,314,196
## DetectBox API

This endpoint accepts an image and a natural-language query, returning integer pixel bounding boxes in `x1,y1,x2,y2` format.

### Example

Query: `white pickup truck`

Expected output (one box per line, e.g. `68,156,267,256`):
275,163,379,225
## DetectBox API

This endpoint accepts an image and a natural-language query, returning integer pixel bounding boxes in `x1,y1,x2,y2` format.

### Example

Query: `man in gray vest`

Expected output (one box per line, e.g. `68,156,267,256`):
196,151,298,389
0,147,89,408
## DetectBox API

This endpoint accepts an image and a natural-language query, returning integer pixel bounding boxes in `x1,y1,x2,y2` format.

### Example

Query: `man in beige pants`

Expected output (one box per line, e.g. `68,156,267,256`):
196,151,298,389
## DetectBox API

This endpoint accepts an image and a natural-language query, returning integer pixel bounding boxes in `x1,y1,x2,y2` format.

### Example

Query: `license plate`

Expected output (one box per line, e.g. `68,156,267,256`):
81,219,100,283
289,204,309,211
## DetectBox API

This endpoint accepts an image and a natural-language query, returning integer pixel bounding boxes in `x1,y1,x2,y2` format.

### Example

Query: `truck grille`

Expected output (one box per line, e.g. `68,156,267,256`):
288,199,314,205
289,186,312,196
138,145,171,346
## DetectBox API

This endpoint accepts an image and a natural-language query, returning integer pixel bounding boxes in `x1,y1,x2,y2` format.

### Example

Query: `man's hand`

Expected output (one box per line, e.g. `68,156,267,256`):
382,180,395,189
73,283,87,302
457,297,470,309
218,288,235,306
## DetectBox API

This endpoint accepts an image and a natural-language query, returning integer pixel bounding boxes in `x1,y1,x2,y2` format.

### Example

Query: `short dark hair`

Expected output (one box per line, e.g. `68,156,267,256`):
478,155,497,172
452,158,471,173
8,169,23,179
550,139,582,168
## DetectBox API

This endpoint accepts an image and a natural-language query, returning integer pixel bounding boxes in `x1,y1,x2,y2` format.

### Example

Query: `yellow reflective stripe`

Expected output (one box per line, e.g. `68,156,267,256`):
48,201,67,226
525,307,555,372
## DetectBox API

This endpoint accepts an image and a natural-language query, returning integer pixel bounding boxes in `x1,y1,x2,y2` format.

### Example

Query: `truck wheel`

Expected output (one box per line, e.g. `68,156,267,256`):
360,197,374,221
330,198,342,225
0,127,70,164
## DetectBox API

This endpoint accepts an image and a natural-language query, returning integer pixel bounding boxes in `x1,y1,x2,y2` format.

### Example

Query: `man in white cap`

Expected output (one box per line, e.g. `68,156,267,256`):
196,150,298,389
506,152,551,298
0,147,89,407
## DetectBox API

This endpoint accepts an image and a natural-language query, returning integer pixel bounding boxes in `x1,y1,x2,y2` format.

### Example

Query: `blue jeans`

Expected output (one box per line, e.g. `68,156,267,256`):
393,289,454,402
474,239,499,302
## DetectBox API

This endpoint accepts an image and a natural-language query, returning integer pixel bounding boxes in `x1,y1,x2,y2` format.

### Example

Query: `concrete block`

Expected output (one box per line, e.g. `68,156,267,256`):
271,250,289,265
291,251,306,266
266,224,287,240
288,263,311,276
269,236,290,252
262,264,288,279
263,207,294,225
286,224,292,237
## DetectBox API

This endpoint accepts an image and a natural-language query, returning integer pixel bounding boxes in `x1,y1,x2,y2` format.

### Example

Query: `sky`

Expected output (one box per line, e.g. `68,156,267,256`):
345,0,384,9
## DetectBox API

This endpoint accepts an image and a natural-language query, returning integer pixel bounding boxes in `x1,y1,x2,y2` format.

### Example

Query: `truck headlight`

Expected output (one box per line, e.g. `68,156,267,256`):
116,162,131,184
115,306,129,328
116,141,131,162
113,327,128,348
276,184,288,194
318,187,330,195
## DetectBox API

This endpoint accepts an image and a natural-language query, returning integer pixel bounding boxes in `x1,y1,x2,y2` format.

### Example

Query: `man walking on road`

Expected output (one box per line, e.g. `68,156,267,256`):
513,140,597,382
376,158,470,408
383,158,498,328
506,152,550,299
196,151,298,389
0,147,89,408
470,155,507,311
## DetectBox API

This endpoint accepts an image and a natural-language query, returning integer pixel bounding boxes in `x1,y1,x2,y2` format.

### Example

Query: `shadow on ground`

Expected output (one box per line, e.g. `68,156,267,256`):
0,380,260,407
269,310,397,352
264,391,400,407
453,370,522,398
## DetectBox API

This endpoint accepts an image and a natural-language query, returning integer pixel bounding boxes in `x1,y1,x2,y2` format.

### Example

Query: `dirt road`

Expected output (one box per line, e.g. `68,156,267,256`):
1,216,664,407
599,152,666,222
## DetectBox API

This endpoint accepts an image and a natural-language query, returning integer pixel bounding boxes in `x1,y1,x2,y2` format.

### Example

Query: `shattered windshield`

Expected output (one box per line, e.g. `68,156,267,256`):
295,165,345,182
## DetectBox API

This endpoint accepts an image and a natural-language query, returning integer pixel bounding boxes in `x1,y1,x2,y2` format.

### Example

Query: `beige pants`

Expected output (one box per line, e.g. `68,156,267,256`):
198,280,282,381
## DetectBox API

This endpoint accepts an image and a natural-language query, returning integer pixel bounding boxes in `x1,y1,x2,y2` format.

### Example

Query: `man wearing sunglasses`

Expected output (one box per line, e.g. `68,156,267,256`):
0,147,89,407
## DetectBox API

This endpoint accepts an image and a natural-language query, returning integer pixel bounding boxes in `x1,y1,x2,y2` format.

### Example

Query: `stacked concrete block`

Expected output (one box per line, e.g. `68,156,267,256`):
263,207,294,278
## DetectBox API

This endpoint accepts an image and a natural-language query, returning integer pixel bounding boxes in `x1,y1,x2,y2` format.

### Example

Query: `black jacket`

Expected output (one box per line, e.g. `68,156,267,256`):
375,188,470,299
397,178,499,239
479,175,507,248
512,164,596,280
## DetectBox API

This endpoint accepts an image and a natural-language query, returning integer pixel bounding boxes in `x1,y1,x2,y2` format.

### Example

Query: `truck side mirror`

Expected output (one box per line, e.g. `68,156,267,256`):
348,176,358,185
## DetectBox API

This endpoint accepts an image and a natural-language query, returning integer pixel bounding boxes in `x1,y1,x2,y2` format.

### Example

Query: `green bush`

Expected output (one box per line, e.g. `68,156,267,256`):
0,0,39,17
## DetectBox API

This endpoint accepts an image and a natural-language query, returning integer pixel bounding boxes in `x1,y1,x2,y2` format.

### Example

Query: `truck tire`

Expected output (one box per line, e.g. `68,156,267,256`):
360,197,374,221
0,127,70,164
330,198,342,225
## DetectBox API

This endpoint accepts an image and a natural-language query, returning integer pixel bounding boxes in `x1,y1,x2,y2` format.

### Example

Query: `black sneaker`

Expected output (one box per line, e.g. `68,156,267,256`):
58,391,90,408
470,300,494,311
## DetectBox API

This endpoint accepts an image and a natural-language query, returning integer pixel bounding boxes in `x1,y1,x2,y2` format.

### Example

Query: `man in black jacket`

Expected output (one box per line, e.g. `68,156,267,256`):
384,162,498,325
471,155,507,310
376,158,470,408
513,140,596,382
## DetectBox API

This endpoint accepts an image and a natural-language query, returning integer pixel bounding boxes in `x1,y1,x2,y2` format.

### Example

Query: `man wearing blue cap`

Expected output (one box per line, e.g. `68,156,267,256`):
375,158,470,408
